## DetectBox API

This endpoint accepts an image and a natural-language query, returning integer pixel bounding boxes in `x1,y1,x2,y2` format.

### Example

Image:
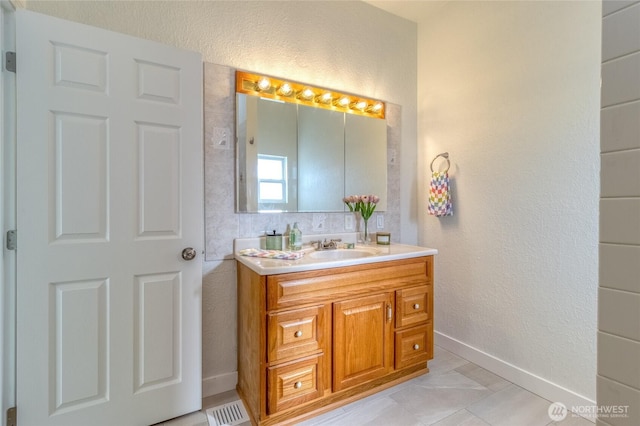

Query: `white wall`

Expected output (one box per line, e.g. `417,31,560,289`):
418,0,601,404
25,0,418,396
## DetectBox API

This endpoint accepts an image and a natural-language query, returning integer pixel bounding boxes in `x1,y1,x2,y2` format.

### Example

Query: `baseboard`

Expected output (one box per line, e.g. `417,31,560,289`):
202,371,238,398
435,331,596,423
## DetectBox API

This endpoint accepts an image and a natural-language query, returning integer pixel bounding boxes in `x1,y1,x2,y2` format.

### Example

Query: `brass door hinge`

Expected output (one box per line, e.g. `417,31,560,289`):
7,406,16,426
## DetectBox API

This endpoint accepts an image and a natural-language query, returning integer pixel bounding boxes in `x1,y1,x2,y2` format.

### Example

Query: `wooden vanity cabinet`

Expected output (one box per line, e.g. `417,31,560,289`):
236,256,434,426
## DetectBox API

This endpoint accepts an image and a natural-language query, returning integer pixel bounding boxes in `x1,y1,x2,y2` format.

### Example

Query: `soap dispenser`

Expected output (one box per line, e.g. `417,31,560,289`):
290,222,302,251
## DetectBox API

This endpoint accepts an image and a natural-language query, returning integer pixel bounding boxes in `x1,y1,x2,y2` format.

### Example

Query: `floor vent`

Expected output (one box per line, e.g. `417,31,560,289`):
206,400,250,426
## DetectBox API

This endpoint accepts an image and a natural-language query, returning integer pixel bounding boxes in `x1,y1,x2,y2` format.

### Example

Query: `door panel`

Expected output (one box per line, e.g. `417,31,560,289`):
51,112,109,242
133,272,182,393
16,10,203,426
51,279,109,413
137,123,181,237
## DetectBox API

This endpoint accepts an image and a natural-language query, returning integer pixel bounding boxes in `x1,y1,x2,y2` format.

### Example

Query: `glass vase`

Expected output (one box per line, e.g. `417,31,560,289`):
354,211,363,243
362,218,371,244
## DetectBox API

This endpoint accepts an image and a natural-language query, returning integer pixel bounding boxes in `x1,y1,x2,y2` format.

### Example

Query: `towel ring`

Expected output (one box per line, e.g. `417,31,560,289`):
430,152,450,173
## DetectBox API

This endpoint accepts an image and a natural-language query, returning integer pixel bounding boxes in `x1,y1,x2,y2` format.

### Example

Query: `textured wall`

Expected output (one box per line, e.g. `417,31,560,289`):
418,1,600,401
598,2,640,425
26,0,419,243
25,0,418,396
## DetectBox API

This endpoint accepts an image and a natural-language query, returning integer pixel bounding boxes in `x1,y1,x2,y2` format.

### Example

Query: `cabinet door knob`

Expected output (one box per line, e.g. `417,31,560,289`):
294,330,303,338
413,344,420,350
387,304,393,322
413,303,420,310
294,381,302,389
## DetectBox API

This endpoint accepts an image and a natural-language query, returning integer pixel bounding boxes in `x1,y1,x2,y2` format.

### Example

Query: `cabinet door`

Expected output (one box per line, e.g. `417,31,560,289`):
333,293,394,392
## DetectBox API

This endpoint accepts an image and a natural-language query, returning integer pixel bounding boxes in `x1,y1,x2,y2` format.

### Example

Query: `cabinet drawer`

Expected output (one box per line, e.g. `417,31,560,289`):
267,305,328,363
394,322,433,370
267,355,324,414
396,285,431,328
267,257,432,310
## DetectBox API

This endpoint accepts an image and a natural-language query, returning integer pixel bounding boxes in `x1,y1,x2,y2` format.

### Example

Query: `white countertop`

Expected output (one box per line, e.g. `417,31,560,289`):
234,233,438,275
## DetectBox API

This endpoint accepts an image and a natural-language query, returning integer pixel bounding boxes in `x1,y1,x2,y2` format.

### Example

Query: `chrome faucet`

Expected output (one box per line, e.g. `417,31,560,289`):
310,239,342,250
309,240,322,250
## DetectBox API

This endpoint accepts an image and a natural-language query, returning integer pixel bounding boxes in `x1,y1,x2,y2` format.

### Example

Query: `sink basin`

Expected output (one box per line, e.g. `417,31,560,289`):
309,248,378,260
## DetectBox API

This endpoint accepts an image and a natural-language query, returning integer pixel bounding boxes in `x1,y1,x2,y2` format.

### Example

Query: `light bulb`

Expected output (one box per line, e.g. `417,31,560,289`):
336,96,350,107
317,92,333,104
278,83,293,96
354,100,367,110
299,87,315,100
256,77,271,92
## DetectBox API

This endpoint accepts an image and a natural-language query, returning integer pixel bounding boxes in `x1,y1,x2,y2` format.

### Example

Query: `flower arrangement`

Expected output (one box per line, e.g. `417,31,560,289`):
343,195,380,243
343,195,380,219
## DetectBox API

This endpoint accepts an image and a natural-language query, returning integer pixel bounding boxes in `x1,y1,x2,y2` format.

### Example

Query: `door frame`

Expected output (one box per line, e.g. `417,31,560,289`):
0,1,17,425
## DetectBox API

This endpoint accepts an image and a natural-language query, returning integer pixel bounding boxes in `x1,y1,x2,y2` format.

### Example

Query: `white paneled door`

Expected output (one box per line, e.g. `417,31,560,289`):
15,10,203,426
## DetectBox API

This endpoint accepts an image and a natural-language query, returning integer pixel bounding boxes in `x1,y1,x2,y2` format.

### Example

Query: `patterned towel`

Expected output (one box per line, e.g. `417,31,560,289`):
428,171,453,217
238,248,305,260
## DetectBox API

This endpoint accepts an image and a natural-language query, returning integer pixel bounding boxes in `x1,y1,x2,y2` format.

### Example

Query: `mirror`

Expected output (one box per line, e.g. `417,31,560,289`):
236,85,387,213
297,105,345,211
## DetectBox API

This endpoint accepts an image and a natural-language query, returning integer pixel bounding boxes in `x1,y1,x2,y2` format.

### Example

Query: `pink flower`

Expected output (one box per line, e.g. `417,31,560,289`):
344,194,380,216
344,195,364,212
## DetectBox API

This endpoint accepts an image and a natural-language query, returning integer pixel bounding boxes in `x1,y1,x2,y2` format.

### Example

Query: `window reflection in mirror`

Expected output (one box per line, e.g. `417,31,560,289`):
237,95,297,212
257,154,288,207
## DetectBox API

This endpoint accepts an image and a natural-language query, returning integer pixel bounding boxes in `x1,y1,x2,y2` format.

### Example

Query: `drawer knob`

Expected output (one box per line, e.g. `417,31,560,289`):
294,330,303,338
294,381,302,389
413,344,420,350
413,303,420,310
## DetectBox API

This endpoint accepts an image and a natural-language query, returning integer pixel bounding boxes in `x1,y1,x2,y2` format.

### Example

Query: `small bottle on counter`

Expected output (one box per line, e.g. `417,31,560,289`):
283,224,291,250
289,222,302,251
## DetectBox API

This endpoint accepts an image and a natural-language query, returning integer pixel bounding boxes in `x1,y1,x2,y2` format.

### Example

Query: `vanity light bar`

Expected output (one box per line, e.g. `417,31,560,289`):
236,71,385,119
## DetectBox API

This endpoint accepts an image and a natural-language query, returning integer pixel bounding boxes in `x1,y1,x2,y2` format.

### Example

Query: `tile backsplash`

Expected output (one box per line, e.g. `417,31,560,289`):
204,63,402,260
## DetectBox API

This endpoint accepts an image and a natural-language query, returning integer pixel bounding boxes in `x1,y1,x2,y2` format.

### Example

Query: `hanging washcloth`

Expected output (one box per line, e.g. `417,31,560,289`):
428,170,453,217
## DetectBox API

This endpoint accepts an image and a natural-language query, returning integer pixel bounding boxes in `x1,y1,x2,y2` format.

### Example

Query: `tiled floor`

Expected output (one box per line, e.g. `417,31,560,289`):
162,346,593,426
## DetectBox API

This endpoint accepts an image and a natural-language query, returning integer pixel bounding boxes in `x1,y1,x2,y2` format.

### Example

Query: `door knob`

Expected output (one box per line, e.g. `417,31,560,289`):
182,247,197,261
